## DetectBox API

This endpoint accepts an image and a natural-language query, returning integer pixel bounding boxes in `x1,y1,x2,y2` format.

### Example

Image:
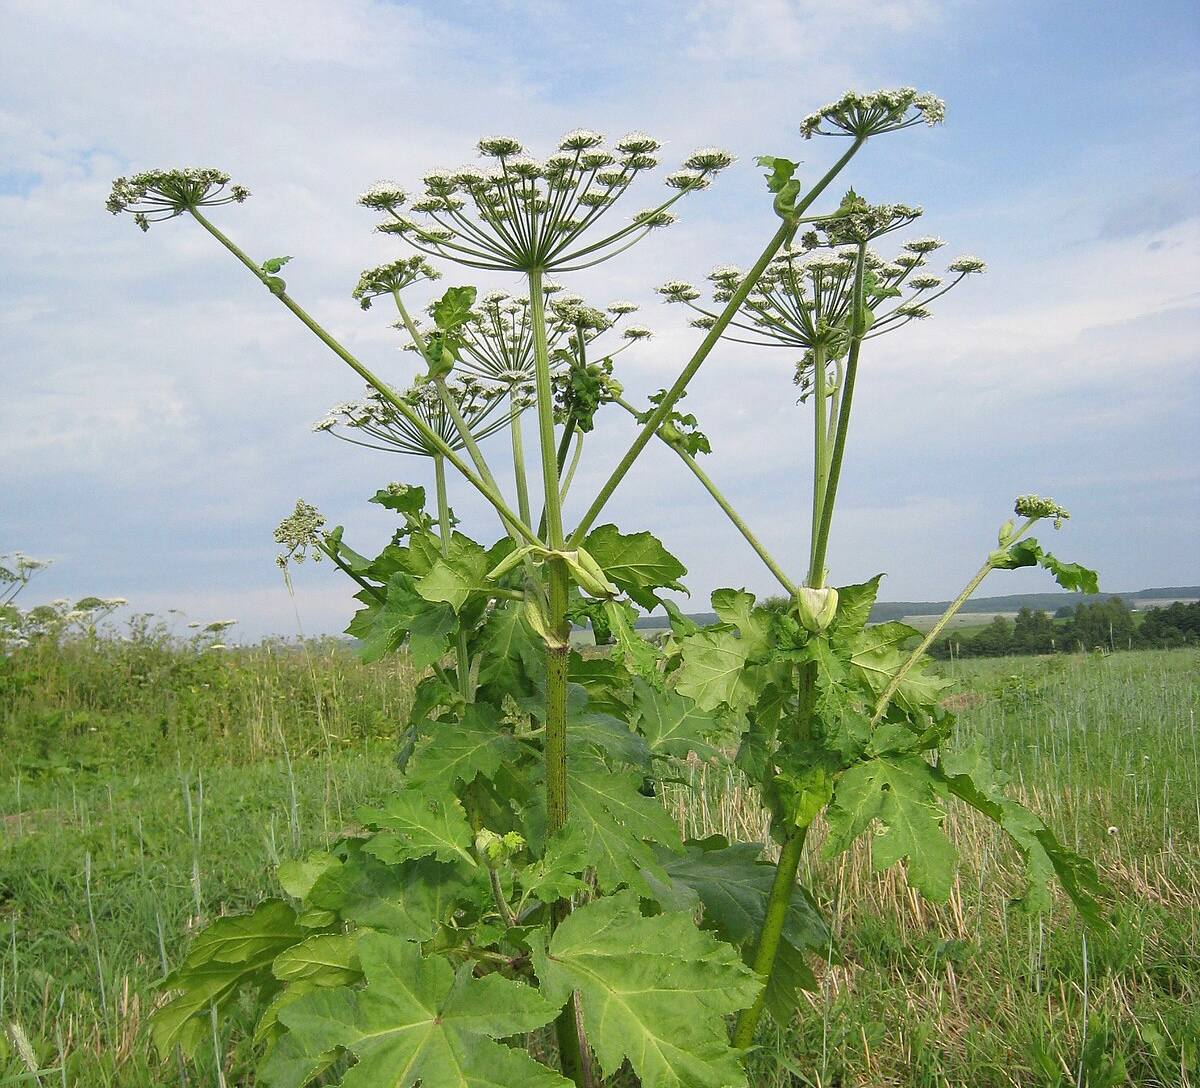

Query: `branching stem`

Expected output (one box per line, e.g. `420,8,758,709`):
186,208,540,545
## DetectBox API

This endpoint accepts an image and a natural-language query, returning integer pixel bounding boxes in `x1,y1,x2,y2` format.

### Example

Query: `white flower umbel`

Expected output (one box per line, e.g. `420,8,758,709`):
107,168,249,231
317,378,513,458
364,130,732,273
799,87,946,139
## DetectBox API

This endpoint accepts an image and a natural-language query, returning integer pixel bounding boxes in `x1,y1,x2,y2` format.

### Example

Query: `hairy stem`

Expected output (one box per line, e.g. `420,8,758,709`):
527,268,591,1084
733,663,816,1047
544,557,588,1083
186,208,539,545
810,342,829,580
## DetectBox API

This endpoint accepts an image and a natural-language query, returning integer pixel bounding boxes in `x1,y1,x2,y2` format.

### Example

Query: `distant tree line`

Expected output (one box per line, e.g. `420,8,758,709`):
928,598,1200,659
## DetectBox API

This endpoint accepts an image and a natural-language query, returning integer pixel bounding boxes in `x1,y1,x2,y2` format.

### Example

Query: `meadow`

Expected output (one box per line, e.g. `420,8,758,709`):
0,632,1195,1087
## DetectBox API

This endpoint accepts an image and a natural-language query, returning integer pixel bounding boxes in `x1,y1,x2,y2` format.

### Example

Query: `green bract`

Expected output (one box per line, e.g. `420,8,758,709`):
113,85,1107,1087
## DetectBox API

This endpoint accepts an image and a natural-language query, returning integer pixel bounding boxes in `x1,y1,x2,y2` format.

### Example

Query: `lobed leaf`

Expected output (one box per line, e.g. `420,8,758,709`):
532,891,760,1088
824,753,957,901
263,932,566,1088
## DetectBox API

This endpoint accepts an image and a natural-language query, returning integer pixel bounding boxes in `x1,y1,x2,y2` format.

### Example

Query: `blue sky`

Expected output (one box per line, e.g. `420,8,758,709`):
3,0,1198,639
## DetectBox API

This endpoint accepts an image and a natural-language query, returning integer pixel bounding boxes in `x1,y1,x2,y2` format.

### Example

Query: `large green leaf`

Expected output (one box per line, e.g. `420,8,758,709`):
710,588,772,657
359,791,477,868
541,756,682,893
824,753,957,901
675,627,755,712
850,621,950,714
417,536,492,612
358,572,457,667
306,851,481,939
262,933,567,1088
631,678,723,759
603,598,662,683
650,837,830,954
938,747,1108,927
474,601,542,701
152,899,307,1056
404,705,520,791
827,574,882,648
532,891,760,1088
583,524,687,608
272,933,361,987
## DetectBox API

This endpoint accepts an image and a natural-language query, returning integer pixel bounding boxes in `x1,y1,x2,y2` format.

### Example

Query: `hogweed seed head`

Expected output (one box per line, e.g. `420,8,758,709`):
274,499,327,567
558,128,606,151
616,132,661,155
683,147,735,172
362,126,722,272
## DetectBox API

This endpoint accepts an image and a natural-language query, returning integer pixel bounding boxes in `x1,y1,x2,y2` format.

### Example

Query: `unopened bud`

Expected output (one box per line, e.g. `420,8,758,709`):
794,586,839,633
475,828,525,866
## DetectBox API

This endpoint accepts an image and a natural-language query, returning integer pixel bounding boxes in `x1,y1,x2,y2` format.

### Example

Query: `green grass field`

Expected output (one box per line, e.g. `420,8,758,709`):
1,636,1196,1086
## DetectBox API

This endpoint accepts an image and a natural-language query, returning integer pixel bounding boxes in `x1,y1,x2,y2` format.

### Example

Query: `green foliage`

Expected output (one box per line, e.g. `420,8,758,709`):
532,891,760,1087
111,89,1117,1086
264,933,566,1088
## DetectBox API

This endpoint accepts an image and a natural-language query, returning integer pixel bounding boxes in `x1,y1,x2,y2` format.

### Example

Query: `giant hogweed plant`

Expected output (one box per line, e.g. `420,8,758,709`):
109,89,1106,1087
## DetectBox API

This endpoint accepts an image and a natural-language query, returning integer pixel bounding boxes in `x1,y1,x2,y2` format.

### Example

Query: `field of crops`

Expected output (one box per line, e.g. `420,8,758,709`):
0,636,1195,1086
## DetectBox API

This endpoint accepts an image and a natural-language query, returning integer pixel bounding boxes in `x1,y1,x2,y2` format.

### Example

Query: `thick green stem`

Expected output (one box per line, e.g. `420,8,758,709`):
538,418,577,540
186,208,540,545
527,269,591,1085
569,137,866,545
870,518,1038,724
733,661,816,1047
809,244,867,586
613,396,796,596
528,269,565,550
732,826,809,1048
544,558,589,1083
810,342,829,579
435,455,472,701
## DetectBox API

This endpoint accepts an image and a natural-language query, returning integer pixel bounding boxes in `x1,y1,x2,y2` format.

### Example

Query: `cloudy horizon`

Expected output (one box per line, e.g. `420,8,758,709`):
4,0,1198,640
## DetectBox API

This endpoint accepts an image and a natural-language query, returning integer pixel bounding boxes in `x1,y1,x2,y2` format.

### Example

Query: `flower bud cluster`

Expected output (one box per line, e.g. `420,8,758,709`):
1014,494,1071,527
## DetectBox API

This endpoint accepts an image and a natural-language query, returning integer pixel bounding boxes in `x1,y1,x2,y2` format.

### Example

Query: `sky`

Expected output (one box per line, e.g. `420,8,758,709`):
3,0,1198,640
